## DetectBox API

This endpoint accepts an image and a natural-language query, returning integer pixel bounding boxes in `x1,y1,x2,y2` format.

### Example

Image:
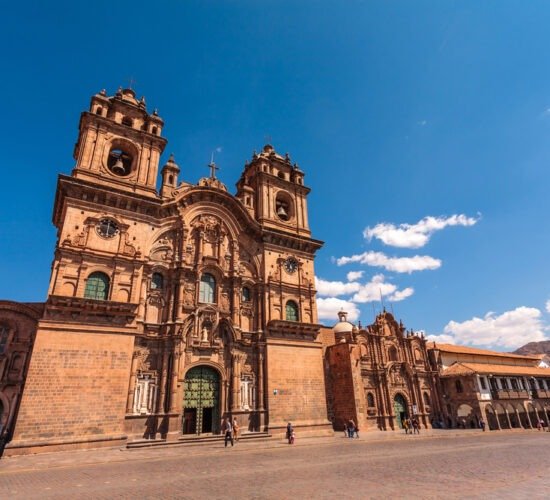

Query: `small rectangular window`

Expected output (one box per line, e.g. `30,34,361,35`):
479,377,487,390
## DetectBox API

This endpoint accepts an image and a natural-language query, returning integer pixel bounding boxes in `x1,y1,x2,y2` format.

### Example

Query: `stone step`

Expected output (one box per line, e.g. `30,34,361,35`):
126,432,272,449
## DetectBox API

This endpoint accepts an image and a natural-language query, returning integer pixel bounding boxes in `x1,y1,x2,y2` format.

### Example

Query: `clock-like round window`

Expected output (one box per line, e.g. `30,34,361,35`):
284,257,299,274
97,218,119,238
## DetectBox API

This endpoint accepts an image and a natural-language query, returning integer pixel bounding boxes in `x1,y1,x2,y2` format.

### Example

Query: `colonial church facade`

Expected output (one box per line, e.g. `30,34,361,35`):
322,311,440,432
6,87,545,457
0,88,332,455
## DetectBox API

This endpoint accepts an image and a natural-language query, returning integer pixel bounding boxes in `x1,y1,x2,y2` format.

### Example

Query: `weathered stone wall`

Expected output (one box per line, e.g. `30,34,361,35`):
9,327,133,452
325,343,358,430
265,339,331,436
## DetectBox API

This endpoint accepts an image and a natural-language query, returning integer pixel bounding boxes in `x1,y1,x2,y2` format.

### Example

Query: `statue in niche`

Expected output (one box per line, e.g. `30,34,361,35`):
201,325,209,342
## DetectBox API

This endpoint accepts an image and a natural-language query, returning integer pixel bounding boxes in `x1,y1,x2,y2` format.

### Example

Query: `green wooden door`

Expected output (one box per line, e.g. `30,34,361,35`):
183,366,220,435
394,394,408,429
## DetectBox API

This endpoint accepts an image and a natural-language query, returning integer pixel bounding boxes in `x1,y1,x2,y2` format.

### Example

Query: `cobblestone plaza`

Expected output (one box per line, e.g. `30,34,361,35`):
1,431,548,499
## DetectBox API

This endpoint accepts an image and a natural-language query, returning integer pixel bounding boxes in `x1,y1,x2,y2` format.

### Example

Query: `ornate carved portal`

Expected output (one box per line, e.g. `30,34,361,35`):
182,366,220,435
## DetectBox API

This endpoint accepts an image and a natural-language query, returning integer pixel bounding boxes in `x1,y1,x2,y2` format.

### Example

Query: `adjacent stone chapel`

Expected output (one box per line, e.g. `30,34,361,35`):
0,88,332,455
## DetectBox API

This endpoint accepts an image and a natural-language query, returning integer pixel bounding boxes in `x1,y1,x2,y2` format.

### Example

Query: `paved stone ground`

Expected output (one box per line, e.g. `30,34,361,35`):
0,430,549,499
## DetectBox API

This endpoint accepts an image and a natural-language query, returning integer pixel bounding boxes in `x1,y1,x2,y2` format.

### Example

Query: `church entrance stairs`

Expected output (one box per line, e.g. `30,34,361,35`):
126,431,272,449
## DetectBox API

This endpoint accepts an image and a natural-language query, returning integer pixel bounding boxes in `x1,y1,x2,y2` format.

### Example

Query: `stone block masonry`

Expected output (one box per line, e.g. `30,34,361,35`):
266,339,333,437
6,327,134,455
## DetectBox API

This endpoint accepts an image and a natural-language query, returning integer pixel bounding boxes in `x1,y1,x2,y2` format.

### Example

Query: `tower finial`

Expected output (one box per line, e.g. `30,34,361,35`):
208,159,219,179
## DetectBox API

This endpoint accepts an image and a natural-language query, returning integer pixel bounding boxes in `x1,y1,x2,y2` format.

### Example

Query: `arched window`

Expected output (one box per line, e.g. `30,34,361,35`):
96,106,103,115
151,272,164,290
285,300,299,322
152,126,158,135
455,380,463,394
367,393,375,407
242,286,251,302
122,116,133,127
423,392,430,406
388,346,398,362
84,272,110,300
0,325,8,354
199,273,216,303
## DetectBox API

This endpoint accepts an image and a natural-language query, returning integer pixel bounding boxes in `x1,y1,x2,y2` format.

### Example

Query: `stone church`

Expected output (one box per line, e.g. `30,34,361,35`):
322,310,440,432
0,87,332,455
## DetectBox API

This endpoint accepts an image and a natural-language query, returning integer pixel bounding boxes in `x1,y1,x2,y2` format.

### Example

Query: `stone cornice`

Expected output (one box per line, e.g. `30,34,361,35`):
53,175,163,227
265,320,322,342
0,301,44,321
44,295,138,326
262,228,324,254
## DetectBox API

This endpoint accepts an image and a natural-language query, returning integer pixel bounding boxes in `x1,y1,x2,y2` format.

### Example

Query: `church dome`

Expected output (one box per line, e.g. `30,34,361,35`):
333,310,354,334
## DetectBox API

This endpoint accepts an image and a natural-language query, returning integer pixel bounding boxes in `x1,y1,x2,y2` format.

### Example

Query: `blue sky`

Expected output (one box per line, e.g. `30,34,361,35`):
0,1,549,350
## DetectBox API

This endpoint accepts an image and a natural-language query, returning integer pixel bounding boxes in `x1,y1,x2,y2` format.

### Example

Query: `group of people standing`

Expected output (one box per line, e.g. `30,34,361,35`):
402,417,421,434
345,419,360,438
221,417,240,447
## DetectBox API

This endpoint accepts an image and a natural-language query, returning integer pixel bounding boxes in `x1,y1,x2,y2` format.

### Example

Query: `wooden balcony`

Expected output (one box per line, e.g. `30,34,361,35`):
490,389,529,400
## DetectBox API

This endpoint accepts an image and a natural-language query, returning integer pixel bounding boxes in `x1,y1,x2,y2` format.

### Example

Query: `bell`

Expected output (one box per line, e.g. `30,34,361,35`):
277,204,288,219
111,157,125,175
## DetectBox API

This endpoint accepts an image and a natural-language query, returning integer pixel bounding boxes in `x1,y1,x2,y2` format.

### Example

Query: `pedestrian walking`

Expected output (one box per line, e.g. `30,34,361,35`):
479,419,486,432
347,420,356,438
232,418,240,442
286,422,294,445
412,418,420,435
222,417,234,447
403,418,410,435
537,419,543,431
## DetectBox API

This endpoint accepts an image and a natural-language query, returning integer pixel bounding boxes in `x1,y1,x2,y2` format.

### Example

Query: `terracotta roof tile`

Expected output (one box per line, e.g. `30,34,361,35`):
441,362,550,378
428,342,541,360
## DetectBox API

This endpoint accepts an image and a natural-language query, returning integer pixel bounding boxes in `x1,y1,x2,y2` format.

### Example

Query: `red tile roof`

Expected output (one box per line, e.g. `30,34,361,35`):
441,361,550,378
428,343,541,361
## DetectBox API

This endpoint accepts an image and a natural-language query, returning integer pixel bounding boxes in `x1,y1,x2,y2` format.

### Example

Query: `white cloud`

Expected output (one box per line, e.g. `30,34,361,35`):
316,274,415,308
336,251,441,273
351,274,397,303
417,120,427,126
346,271,364,282
317,297,360,323
429,307,548,350
546,299,550,313
363,214,480,249
315,277,361,297
389,287,414,302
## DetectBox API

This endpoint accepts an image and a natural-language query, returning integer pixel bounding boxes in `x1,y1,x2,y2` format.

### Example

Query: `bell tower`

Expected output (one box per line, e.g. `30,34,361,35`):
72,87,167,197
236,144,310,237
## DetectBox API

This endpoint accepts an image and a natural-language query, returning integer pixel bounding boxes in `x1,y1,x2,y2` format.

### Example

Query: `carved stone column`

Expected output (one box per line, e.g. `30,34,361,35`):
137,275,147,320
231,351,241,411
257,347,265,410
169,348,181,413
158,349,170,413
126,350,140,414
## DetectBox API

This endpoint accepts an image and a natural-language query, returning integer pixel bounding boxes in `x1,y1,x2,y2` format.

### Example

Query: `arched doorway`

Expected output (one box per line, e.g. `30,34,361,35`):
393,394,408,429
495,403,509,429
183,366,220,435
527,403,538,428
457,404,475,428
485,405,498,430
